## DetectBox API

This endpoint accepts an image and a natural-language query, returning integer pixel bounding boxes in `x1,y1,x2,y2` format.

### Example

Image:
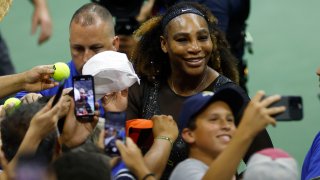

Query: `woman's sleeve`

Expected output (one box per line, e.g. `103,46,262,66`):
127,82,143,120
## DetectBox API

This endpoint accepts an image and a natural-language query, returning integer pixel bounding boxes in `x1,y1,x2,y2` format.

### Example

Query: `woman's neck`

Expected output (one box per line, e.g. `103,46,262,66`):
168,67,218,96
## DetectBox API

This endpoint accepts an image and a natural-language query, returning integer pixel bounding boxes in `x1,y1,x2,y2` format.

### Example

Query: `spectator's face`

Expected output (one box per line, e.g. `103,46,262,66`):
69,18,119,73
184,101,236,158
79,89,86,98
160,13,213,77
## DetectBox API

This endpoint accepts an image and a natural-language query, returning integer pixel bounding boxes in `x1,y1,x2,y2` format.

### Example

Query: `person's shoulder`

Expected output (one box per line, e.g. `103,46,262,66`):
169,158,208,180
215,74,250,100
172,158,208,173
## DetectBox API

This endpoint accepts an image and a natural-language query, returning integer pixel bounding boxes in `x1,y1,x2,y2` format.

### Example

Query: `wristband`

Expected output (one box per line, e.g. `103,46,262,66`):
154,136,173,147
142,173,155,180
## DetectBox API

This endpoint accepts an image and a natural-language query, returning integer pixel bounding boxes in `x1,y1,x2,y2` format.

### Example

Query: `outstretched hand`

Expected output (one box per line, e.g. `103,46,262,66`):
238,91,286,137
23,65,58,92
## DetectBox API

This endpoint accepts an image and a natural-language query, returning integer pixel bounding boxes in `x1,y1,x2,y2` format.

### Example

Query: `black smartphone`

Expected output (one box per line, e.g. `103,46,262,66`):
73,75,96,122
51,81,65,107
51,82,65,134
266,96,303,121
104,112,126,157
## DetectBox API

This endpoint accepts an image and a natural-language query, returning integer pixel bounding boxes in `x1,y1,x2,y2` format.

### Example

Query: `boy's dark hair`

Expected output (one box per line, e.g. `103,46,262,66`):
1,96,56,162
53,152,111,180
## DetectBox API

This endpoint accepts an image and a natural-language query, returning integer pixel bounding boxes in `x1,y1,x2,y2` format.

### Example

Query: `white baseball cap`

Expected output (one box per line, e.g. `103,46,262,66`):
82,51,140,100
243,148,299,180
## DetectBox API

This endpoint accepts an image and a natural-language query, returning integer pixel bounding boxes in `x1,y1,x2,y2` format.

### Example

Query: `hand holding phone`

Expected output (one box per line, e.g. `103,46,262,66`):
73,75,96,122
104,112,126,157
265,95,303,121
51,81,66,135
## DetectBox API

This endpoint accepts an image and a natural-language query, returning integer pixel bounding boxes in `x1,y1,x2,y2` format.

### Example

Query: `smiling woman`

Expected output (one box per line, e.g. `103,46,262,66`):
126,2,273,179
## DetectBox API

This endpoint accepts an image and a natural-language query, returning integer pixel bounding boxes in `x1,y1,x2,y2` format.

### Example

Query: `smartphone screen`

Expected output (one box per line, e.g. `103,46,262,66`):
104,112,126,157
266,96,303,121
73,75,96,121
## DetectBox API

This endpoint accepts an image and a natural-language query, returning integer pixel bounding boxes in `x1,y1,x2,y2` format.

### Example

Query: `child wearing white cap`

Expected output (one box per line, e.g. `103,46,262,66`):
243,148,299,180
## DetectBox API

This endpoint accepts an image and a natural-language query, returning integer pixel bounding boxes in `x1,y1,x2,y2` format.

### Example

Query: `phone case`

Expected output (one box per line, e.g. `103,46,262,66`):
73,75,96,122
104,112,126,157
268,96,303,121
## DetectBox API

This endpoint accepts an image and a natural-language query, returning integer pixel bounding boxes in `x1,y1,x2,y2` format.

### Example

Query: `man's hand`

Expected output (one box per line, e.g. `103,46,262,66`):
22,65,58,92
60,100,99,148
20,93,43,104
28,93,71,141
31,0,52,45
101,89,128,112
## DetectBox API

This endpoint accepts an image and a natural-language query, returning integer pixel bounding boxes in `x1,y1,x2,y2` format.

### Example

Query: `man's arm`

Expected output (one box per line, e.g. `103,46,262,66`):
0,65,58,99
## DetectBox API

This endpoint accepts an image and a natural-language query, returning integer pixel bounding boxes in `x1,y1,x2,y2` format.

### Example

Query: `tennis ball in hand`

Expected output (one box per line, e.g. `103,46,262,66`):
4,97,21,109
53,62,70,82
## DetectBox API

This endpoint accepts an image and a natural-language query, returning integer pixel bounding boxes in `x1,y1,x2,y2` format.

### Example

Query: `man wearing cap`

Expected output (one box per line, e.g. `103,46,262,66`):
169,87,285,180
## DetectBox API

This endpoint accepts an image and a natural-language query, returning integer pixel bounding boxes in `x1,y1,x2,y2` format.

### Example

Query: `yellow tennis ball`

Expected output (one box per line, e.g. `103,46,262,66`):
4,97,21,109
53,62,70,82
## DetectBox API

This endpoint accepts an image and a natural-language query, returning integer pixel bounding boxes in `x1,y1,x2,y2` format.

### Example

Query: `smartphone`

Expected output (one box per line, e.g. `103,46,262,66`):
51,82,65,134
73,75,96,122
266,96,303,121
104,112,126,157
51,81,65,107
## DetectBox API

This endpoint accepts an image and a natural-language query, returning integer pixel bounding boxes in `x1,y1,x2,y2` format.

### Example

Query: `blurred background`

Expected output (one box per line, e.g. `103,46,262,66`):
1,0,320,174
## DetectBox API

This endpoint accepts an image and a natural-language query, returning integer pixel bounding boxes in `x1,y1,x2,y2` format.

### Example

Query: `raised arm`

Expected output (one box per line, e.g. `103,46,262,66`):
0,65,58,98
5,93,71,175
202,91,285,180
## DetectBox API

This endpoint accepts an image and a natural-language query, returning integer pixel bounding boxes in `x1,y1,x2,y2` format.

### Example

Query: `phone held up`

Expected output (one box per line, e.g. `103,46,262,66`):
104,111,126,157
73,75,96,122
265,95,303,121
51,81,66,134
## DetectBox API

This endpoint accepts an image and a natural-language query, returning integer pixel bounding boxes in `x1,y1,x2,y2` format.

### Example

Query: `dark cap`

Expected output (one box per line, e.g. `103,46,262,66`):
179,86,247,131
